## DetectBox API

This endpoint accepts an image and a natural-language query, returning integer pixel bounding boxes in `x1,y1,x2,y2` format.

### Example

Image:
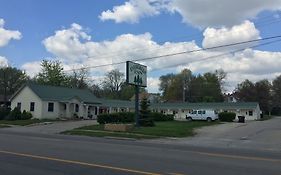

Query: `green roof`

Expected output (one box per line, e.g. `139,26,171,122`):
99,99,259,110
100,99,134,108
150,102,259,110
25,83,102,104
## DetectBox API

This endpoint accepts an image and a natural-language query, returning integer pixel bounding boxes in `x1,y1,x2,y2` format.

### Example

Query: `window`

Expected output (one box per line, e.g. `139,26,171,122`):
64,104,67,110
30,102,35,111
75,104,79,112
198,111,202,114
192,111,197,114
48,103,54,112
202,110,206,114
249,110,253,116
17,102,21,110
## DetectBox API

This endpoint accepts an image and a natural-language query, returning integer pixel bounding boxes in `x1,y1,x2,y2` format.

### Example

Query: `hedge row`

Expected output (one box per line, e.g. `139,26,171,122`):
218,112,236,122
0,107,33,120
97,112,174,124
97,112,135,124
149,112,174,121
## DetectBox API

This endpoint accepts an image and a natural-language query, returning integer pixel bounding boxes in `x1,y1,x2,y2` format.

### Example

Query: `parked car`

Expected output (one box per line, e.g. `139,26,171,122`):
186,109,218,122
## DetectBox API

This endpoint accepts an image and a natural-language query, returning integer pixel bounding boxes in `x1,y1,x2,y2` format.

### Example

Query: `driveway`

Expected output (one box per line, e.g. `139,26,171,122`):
147,117,281,151
0,120,97,134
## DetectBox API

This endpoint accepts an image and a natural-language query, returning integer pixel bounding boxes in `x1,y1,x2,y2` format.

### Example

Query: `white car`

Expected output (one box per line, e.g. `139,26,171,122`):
186,110,218,122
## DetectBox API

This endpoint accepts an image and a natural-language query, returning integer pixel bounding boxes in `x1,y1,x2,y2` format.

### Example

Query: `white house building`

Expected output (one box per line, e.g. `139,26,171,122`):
150,102,261,121
10,83,261,120
10,83,103,119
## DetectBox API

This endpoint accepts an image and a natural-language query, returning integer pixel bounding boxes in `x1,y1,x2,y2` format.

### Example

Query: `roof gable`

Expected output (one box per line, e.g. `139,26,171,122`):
24,83,101,104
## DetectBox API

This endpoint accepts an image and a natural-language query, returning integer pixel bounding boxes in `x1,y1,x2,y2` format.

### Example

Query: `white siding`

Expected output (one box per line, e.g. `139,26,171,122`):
11,86,43,119
41,101,60,119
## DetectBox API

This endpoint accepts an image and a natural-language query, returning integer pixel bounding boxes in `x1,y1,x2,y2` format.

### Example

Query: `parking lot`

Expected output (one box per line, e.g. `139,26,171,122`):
148,117,281,151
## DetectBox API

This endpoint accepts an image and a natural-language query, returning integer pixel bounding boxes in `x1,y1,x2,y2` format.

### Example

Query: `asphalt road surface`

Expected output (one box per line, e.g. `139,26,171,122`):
0,130,280,175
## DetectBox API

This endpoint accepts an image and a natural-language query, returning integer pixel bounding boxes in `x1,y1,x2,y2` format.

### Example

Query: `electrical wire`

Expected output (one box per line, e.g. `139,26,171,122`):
63,35,281,72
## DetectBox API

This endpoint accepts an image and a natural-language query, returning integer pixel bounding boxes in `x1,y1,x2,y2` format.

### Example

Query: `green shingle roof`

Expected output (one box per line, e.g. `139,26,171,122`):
99,99,259,110
150,102,259,110
100,99,134,108
26,83,102,104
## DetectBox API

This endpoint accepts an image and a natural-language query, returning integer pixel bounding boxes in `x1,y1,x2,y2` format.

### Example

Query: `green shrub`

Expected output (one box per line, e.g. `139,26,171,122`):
21,110,33,120
6,107,22,120
0,106,10,120
139,118,155,127
218,112,236,122
97,112,135,124
149,112,174,121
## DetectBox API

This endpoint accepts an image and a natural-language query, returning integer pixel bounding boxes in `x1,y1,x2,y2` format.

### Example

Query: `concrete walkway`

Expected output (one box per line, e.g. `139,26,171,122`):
0,120,97,134
145,117,281,152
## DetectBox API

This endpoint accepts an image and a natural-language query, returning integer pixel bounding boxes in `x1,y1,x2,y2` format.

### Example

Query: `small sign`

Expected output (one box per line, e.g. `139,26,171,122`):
126,61,147,87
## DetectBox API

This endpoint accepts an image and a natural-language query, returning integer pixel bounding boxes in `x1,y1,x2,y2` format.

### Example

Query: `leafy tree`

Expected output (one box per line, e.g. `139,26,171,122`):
159,73,176,100
215,69,227,91
234,79,256,102
159,69,193,102
0,67,28,105
119,84,135,100
35,60,68,86
159,69,224,102
255,80,272,114
201,72,224,102
272,75,281,114
234,79,272,114
140,97,150,119
139,97,155,127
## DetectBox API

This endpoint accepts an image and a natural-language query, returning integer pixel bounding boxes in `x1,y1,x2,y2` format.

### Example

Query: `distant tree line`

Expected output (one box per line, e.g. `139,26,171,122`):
159,69,226,103
1,60,281,115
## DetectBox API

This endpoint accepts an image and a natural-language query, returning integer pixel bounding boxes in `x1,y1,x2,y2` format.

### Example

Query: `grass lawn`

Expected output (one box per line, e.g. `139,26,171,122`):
64,121,220,139
0,119,59,126
0,124,10,128
259,115,274,121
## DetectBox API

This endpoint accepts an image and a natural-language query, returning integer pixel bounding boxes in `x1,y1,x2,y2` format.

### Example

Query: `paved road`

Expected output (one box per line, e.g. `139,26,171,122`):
148,117,281,152
0,130,280,175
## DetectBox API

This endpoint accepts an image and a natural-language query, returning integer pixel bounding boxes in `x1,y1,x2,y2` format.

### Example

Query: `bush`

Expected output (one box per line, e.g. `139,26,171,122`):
0,106,10,120
6,107,22,120
149,112,174,121
139,118,155,127
218,112,236,122
21,110,33,120
97,112,135,124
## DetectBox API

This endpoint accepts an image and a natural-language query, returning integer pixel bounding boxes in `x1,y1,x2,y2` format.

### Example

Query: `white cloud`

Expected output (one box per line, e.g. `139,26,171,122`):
0,18,22,47
99,0,163,23
100,0,281,27
21,61,42,77
0,56,8,67
170,0,281,28
147,77,160,93
42,23,91,62
38,23,281,93
202,20,260,51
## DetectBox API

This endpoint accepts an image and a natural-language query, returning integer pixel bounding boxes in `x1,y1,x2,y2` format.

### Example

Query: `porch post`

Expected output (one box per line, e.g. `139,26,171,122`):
66,103,70,118
97,106,100,115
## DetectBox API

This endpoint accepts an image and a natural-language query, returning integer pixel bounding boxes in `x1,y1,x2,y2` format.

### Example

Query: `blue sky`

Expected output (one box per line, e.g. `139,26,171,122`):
1,0,281,92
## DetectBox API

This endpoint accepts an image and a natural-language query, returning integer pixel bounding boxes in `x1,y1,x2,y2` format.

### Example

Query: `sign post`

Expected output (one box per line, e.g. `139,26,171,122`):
126,61,147,127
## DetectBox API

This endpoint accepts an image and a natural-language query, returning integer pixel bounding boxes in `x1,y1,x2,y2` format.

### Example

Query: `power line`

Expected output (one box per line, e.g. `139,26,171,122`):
45,14,281,68
64,35,281,72
151,38,281,71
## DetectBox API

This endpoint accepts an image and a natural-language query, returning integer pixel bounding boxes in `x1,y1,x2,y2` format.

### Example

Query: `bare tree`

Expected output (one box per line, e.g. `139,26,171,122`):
102,69,125,93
